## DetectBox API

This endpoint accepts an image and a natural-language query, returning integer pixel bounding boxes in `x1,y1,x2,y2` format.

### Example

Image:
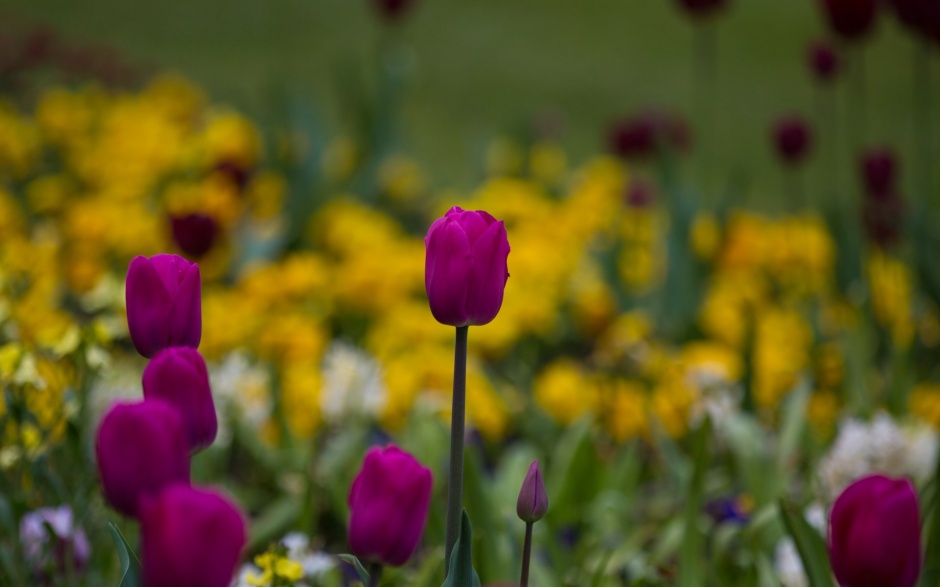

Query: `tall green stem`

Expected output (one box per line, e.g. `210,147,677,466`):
520,522,534,587
913,36,931,202
444,325,469,575
368,562,383,587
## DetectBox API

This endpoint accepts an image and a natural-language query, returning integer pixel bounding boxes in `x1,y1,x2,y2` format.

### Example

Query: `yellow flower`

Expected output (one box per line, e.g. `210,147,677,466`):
910,383,940,428
603,378,648,442
690,212,720,260
534,360,597,425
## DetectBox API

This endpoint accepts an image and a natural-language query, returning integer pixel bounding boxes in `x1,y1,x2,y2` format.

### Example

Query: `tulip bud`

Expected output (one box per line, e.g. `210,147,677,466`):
140,484,247,587
125,254,201,358
347,445,433,567
818,0,878,41
828,475,922,587
94,401,190,518
170,213,219,259
425,207,510,327
143,347,218,453
772,116,813,165
861,148,897,195
607,110,691,160
676,0,728,18
516,461,548,523
371,0,416,21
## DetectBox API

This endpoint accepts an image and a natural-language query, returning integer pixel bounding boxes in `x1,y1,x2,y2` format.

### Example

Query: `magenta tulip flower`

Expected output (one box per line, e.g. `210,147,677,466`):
347,445,433,567
125,254,201,358
828,475,922,587
143,347,217,453
425,207,510,328
808,41,840,82
139,484,247,587
94,401,190,518
516,461,548,523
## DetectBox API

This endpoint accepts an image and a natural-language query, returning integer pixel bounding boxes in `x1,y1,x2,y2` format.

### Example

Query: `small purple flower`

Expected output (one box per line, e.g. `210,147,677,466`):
861,148,897,195
516,461,549,523
20,506,91,576
347,445,433,567
425,207,510,328
125,254,201,358
607,110,691,160
140,484,247,587
828,475,921,587
772,116,813,165
808,41,840,82
143,347,217,453
95,400,190,518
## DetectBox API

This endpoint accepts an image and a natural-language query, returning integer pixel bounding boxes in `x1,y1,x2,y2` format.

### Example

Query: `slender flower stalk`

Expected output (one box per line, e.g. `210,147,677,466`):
367,562,383,587
444,325,468,573
520,522,533,587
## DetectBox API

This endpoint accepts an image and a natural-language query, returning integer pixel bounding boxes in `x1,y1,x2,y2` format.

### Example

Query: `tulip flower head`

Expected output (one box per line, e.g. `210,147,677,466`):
808,41,840,82
347,445,433,567
828,475,922,587
425,207,510,328
772,116,813,165
94,400,190,518
516,461,548,523
170,212,219,259
125,254,202,358
140,484,247,587
819,0,879,41
676,0,728,18
143,347,218,453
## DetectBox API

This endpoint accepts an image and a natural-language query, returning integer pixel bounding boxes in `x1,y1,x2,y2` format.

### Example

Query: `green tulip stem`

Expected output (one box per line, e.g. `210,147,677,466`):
520,521,534,587
367,562,383,587
444,325,469,575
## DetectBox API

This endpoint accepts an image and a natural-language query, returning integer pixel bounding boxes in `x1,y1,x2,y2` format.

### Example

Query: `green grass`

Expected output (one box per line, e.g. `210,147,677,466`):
6,0,939,204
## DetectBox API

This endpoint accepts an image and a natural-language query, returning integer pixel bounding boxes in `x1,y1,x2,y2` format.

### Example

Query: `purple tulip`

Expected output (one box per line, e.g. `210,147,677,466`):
170,213,219,259
819,0,879,41
125,254,201,358
94,401,190,518
808,41,840,82
861,148,897,195
516,461,548,523
425,207,510,327
140,484,247,587
888,0,940,43
772,116,813,165
347,445,433,567
143,347,217,453
607,110,691,160
829,475,922,587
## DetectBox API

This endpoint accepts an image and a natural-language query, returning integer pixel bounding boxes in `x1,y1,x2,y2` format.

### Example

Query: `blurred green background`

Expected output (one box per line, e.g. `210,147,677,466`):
5,0,938,204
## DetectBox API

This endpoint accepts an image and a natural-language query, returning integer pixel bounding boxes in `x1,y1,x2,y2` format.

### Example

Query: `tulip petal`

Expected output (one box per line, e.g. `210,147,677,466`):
126,257,172,359
452,208,494,245
425,218,472,327
466,220,510,326
168,263,202,350
143,348,217,453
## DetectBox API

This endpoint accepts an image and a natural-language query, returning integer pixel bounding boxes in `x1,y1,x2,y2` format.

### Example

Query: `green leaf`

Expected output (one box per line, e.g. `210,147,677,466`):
677,418,710,587
442,510,481,587
338,554,370,586
108,522,141,587
546,418,599,525
778,500,836,587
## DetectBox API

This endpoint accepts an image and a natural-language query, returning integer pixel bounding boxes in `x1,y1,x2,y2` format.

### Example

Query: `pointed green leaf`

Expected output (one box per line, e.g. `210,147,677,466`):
108,522,140,587
338,554,370,586
442,510,481,587
778,500,836,587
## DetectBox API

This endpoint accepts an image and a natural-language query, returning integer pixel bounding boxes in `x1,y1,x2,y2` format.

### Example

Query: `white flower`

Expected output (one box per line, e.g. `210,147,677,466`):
320,342,386,422
210,353,273,444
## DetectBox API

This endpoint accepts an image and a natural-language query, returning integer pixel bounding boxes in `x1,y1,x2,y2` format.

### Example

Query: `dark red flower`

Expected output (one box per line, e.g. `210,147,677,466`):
607,110,691,160
808,41,840,82
676,0,728,18
887,0,940,43
170,213,219,259
819,0,879,40
371,0,416,21
625,179,657,209
772,116,813,165
861,148,897,195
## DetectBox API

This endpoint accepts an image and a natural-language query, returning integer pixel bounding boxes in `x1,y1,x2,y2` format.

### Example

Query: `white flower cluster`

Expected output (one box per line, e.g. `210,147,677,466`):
320,342,386,423
818,411,938,500
210,352,273,443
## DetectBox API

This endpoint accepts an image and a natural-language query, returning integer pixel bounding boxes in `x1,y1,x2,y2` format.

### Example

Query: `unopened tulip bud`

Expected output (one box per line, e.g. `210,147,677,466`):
772,116,813,165
348,445,433,567
828,475,922,587
95,401,190,518
818,0,878,41
516,461,548,523
143,347,217,453
140,484,247,587
425,207,510,327
125,254,201,358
